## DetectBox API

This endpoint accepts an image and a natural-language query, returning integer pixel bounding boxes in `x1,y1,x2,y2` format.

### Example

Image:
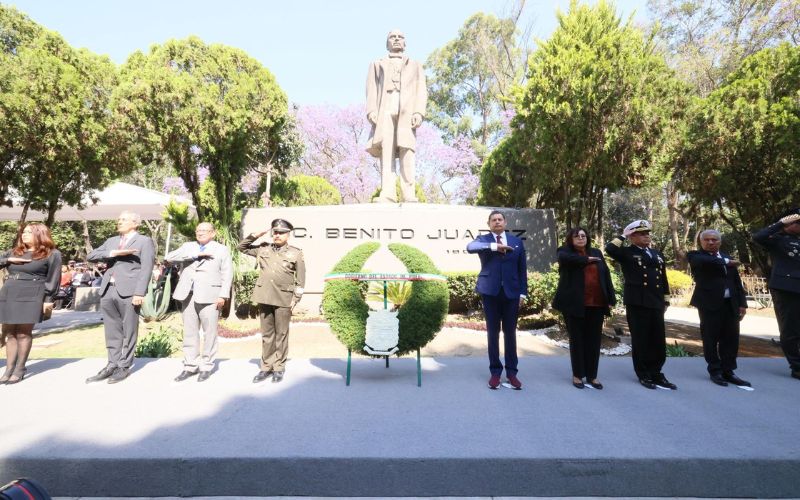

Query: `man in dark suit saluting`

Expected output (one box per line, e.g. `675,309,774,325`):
688,230,749,387
86,211,155,384
753,208,800,380
467,210,527,390
606,220,676,390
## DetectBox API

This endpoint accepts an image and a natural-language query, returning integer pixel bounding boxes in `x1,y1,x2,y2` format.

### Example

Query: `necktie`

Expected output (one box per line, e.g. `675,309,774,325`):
496,234,502,245
118,236,126,249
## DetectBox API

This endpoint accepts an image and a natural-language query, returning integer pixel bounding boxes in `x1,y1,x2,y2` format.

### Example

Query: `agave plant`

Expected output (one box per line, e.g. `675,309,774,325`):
140,270,173,322
366,281,413,310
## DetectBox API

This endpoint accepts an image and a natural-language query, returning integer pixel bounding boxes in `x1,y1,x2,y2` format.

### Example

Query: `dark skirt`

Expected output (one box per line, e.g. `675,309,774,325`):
0,279,46,325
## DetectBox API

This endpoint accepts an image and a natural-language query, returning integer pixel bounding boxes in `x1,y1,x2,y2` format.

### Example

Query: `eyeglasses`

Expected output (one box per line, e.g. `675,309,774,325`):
574,234,587,239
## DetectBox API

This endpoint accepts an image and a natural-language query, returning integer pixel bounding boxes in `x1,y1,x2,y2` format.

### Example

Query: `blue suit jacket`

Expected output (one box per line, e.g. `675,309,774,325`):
467,232,528,299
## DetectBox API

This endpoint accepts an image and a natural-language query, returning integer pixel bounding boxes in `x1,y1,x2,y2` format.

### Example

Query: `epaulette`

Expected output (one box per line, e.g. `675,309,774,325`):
610,236,625,247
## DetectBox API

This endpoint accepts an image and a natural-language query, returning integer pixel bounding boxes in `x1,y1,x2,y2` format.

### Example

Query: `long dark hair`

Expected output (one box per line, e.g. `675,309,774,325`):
564,227,591,253
13,223,55,260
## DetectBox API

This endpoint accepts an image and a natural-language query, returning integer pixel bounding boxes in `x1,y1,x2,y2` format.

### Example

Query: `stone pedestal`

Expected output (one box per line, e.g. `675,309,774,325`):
241,204,557,313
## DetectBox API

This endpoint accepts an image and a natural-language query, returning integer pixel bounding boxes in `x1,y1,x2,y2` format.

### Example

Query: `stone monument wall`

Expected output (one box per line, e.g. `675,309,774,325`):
241,204,557,313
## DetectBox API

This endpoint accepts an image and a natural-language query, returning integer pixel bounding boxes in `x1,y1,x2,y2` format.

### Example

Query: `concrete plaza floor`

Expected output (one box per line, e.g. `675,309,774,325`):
1,355,798,498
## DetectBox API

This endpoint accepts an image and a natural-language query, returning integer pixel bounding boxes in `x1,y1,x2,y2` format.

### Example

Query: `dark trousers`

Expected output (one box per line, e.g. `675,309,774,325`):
626,304,666,380
100,285,140,368
482,289,519,377
771,288,800,371
697,300,739,375
565,306,605,380
258,303,292,372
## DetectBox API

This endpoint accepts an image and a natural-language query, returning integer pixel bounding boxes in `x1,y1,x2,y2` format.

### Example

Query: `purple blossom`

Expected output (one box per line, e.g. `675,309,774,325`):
293,104,480,204
162,177,188,196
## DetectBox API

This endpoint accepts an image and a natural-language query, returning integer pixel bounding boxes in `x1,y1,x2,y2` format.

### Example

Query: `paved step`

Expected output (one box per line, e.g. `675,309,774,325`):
2,356,798,498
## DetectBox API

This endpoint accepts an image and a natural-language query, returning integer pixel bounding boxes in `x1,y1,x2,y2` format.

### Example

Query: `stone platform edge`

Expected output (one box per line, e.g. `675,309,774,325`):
1,457,796,498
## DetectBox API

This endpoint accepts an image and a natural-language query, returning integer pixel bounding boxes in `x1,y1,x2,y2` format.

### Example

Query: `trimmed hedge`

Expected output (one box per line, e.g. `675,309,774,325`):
388,243,449,355
445,272,480,313
322,243,379,353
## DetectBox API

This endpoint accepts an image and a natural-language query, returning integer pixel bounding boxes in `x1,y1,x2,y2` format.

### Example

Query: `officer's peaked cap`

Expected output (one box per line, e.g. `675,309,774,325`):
624,219,652,234
271,218,294,233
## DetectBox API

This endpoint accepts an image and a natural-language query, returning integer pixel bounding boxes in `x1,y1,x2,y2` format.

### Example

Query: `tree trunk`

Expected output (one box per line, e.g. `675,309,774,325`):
666,182,687,270
82,219,93,257
16,201,30,241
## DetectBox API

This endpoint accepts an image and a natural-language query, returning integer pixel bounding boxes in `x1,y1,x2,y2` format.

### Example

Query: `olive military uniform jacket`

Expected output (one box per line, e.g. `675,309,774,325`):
238,234,306,308
605,236,670,309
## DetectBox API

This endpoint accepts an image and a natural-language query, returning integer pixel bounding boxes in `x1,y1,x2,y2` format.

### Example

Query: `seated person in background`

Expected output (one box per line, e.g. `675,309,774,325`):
71,265,93,287
91,262,107,287
59,265,73,287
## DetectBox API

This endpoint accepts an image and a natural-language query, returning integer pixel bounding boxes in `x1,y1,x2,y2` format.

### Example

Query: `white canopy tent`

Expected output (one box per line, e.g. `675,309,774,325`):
0,182,195,254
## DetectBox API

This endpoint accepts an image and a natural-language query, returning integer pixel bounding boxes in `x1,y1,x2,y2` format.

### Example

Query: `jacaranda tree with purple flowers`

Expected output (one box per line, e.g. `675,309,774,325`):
293,104,479,204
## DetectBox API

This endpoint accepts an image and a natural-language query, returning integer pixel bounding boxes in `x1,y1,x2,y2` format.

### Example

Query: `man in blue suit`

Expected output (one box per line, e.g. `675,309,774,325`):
467,210,528,390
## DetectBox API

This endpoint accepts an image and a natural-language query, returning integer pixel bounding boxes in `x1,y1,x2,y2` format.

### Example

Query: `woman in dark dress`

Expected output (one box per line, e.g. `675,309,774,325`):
552,228,616,389
0,223,61,384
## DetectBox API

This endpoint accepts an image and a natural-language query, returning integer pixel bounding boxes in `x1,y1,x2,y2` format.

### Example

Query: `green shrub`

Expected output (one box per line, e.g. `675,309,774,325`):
388,243,449,355
667,269,694,295
445,272,480,313
322,243,379,353
272,174,341,206
524,265,560,315
234,270,260,306
135,325,180,358
665,341,693,357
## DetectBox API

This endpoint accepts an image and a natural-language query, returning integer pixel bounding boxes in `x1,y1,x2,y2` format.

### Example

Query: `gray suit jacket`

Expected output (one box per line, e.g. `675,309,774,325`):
165,240,233,304
87,232,155,298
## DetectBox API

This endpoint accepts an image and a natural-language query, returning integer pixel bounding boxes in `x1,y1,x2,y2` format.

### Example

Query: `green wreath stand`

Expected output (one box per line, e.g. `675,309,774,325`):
322,242,449,386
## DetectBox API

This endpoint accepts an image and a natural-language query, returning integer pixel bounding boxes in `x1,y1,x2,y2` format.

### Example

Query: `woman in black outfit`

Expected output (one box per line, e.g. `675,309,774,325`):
0,223,61,384
552,228,616,389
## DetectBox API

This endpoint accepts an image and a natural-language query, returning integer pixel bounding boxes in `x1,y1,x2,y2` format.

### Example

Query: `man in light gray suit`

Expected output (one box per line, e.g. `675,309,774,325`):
165,222,233,382
86,211,155,384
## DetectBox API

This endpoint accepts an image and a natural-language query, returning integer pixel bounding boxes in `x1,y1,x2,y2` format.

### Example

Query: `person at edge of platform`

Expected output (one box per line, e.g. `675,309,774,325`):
0,223,62,385
86,211,155,384
605,220,677,391
687,230,750,387
552,227,616,390
165,222,233,383
466,210,528,390
752,208,800,380
238,218,306,384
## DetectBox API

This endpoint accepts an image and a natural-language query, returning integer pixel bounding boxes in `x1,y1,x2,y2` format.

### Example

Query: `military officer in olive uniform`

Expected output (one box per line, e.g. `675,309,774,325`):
753,208,800,380
606,220,677,390
238,219,306,383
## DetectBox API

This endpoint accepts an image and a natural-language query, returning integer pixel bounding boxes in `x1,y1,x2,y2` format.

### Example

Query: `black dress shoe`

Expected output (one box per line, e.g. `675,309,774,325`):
107,367,130,384
722,372,751,387
639,378,657,389
197,371,211,382
710,373,729,386
174,370,198,382
654,374,677,390
253,370,272,383
86,365,116,383
589,381,604,390
572,380,585,389
272,371,284,383
792,370,800,380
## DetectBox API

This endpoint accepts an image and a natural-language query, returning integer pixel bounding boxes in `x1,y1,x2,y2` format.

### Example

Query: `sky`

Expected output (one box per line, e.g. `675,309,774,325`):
6,0,650,106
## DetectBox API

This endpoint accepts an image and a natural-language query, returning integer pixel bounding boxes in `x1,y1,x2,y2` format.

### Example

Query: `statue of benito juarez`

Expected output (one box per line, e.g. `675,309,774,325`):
365,29,427,203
